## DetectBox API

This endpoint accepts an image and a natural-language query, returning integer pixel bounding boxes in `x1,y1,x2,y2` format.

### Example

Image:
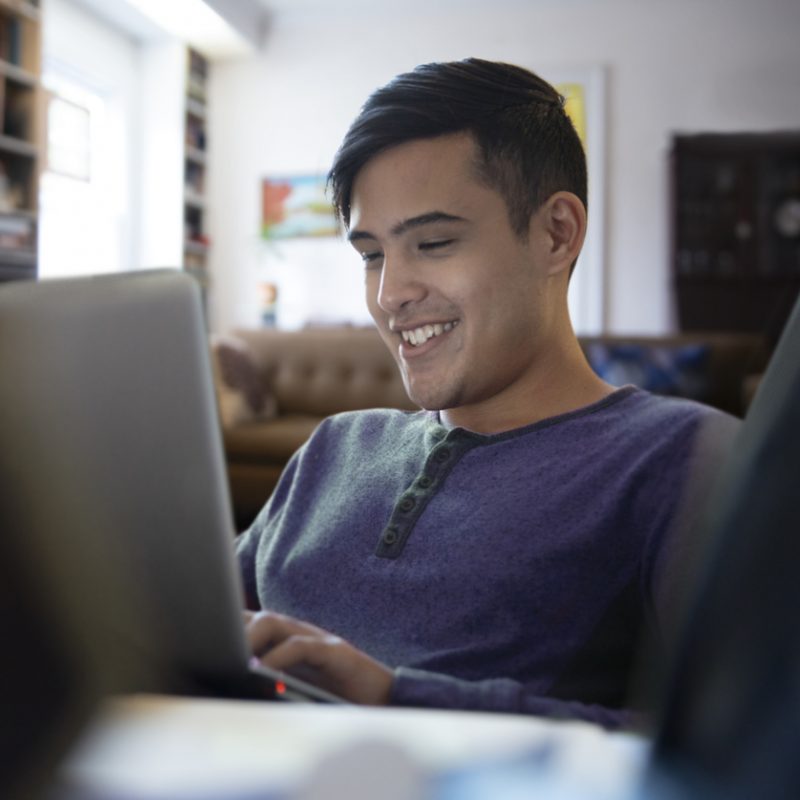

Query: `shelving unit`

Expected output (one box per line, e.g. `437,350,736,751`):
183,48,209,290
0,0,41,282
138,42,213,316
671,132,800,350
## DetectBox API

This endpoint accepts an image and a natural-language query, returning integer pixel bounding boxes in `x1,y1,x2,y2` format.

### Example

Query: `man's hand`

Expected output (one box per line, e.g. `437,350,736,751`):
243,610,394,706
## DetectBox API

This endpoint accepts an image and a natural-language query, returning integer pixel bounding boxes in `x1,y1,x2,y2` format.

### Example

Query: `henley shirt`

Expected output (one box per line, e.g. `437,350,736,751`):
236,386,739,728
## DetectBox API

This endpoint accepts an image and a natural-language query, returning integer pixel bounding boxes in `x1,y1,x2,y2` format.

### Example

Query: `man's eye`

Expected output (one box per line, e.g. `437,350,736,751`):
361,251,383,266
419,239,455,252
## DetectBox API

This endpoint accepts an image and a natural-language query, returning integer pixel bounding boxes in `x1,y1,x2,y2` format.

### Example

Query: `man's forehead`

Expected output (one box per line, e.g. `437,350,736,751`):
348,134,484,232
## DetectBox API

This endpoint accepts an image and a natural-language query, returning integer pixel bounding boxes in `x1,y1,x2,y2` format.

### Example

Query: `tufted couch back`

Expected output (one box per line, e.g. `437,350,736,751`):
232,325,416,416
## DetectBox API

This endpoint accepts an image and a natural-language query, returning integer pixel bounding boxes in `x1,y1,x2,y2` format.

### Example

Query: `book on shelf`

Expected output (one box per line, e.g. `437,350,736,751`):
0,212,35,249
0,16,21,66
184,161,204,194
185,117,206,151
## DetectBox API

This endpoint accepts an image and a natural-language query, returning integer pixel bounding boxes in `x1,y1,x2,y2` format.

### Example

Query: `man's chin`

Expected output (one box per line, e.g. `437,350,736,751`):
404,383,455,413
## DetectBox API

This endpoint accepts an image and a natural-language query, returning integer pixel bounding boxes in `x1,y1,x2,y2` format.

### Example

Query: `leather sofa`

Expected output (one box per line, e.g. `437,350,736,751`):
213,325,767,530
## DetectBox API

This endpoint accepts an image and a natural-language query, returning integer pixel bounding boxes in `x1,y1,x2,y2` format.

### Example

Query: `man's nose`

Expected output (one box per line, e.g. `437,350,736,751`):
376,253,427,313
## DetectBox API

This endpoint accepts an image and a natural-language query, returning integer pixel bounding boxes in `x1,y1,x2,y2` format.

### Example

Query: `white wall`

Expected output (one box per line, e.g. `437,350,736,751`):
207,0,800,334
137,41,187,269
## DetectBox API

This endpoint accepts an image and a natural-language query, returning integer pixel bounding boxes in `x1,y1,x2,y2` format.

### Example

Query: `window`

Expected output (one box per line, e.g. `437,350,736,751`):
37,70,128,279
47,93,92,182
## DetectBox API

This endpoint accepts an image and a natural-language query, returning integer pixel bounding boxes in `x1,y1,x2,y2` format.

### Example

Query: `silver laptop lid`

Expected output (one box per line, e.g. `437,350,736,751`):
0,270,252,692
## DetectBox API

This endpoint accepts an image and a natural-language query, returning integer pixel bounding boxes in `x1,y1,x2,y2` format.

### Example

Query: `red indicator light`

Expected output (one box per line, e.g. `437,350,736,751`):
276,681,286,695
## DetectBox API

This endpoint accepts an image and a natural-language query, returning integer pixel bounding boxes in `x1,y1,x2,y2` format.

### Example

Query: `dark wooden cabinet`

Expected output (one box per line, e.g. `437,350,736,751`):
671,132,800,348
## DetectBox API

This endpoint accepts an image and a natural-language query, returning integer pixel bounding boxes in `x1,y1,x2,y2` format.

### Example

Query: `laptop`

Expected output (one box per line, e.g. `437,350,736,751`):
0,271,340,718
2,270,798,799
636,287,800,798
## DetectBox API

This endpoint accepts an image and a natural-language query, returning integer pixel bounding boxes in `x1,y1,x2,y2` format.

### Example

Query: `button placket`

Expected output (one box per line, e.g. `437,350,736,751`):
433,446,451,463
398,495,416,512
375,430,479,559
382,528,399,546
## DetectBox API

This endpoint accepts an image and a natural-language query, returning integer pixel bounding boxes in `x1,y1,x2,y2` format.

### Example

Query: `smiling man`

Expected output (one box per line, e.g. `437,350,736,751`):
348,132,605,433
236,59,739,728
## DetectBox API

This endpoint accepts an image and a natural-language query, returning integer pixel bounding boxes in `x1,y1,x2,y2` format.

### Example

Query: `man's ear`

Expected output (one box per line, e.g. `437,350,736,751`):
533,191,587,276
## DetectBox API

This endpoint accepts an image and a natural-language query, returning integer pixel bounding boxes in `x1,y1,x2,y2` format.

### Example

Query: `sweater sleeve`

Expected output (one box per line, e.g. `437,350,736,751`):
235,446,306,611
234,525,261,611
645,410,741,642
391,667,639,730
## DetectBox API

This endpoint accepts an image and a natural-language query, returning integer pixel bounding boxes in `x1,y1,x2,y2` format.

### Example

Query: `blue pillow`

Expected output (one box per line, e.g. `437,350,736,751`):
586,343,710,400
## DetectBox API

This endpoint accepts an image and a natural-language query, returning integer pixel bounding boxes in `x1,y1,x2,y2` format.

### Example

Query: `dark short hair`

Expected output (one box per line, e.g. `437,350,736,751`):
328,58,587,238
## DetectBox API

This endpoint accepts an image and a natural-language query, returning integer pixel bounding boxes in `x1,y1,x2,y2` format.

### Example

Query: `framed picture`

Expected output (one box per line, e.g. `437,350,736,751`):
261,174,339,240
548,65,606,335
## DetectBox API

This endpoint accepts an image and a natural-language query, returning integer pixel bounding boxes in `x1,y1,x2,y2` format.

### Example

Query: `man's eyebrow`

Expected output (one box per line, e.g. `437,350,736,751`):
347,211,467,243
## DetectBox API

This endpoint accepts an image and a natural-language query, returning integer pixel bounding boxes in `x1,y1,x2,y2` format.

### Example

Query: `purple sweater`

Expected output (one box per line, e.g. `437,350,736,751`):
236,387,739,728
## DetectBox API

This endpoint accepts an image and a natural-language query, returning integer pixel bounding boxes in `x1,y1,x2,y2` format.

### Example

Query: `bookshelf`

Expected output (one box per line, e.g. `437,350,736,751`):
0,0,41,282
138,43,212,312
183,48,209,291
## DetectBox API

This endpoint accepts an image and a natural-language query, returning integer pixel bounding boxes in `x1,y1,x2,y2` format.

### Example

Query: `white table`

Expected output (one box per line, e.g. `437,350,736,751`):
53,694,649,799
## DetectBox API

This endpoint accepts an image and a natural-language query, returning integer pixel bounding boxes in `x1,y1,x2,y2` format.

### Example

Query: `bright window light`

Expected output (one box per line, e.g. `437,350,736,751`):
47,95,92,182
38,74,126,279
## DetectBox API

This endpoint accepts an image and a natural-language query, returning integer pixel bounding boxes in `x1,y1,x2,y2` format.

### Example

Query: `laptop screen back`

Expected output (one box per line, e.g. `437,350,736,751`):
645,295,800,798
0,270,254,696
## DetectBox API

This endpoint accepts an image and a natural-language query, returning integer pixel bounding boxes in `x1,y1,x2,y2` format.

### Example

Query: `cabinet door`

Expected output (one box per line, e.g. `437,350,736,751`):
672,133,800,347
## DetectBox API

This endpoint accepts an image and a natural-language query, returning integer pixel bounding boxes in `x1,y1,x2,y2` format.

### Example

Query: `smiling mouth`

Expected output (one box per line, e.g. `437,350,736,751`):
400,321,458,347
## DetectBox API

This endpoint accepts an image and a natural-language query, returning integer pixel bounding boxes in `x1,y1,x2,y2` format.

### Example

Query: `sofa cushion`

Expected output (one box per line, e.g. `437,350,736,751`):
223,414,321,464
585,342,710,400
210,334,278,427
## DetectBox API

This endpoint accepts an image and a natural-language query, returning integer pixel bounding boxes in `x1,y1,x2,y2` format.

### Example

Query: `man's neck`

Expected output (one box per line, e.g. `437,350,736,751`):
438,337,615,435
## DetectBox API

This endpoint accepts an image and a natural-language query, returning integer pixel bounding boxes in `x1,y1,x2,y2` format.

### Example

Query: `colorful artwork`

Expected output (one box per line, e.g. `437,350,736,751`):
555,82,587,148
261,175,339,240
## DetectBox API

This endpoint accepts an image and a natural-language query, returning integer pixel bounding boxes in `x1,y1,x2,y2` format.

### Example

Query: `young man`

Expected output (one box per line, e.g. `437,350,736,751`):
236,59,738,728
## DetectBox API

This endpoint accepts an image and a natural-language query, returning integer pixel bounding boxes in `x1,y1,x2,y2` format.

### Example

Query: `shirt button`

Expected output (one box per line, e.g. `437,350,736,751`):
434,447,451,463
383,528,398,546
418,476,432,489
399,496,415,512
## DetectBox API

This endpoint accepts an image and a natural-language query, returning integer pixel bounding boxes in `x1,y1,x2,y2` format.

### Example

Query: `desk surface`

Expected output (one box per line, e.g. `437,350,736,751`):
52,694,649,800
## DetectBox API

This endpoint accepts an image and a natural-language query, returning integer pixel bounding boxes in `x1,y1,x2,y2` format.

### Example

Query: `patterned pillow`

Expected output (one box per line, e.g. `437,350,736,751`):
210,335,277,427
586,343,710,401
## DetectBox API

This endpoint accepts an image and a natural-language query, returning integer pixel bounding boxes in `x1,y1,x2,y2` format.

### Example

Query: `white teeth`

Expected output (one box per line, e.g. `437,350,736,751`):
400,321,457,347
